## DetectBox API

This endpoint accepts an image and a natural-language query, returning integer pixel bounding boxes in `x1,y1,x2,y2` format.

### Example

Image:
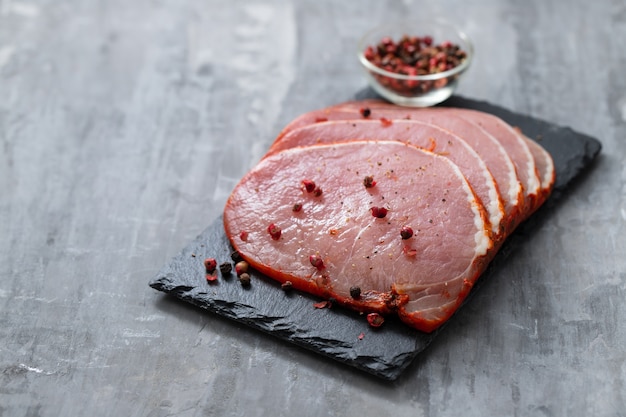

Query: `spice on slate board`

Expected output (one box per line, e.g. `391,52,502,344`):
219,262,232,275
204,258,217,273
239,273,251,286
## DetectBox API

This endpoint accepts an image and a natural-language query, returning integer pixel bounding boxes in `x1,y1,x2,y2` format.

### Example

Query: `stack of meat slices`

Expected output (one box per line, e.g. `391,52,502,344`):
223,99,555,333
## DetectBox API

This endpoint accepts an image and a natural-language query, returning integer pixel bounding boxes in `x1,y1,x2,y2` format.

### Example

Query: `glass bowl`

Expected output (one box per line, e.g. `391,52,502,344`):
357,20,473,107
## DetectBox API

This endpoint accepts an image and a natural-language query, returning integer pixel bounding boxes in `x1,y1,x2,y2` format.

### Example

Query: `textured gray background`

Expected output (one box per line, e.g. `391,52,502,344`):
1,0,624,416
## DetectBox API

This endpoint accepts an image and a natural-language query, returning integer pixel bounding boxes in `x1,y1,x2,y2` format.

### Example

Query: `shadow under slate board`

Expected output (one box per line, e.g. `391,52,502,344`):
149,95,602,381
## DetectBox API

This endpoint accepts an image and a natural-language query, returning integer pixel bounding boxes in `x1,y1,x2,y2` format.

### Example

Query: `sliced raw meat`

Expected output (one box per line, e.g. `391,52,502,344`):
224,140,493,333
274,100,525,235
520,135,555,211
335,101,527,233
450,109,542,217
267,119,505,241
317,100,544,227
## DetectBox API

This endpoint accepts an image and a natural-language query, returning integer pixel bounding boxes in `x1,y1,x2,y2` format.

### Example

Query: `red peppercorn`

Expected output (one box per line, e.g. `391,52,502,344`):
380,117,392,127
360,107,371,118
309,254,325,270
239,231,249,241
363,33,467,97
403,246,418,257
268,223,282,240
313,186,323,197
367,313,385,327
363,175,376,188
400,226,414,240
302,179,316,193
292,203,302,212
370,207,388,218
206,273,218,283
313,300,331,309
204,258,217,273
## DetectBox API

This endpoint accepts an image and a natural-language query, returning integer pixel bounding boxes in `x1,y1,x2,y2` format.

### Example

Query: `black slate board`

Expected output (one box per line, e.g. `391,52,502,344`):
149,96,602,381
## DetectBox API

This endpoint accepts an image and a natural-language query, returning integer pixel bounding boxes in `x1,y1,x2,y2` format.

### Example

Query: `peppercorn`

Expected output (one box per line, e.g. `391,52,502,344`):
292,202,302,212
313,186,323,197
350,286,361,299
203,258,217,273
370,206,388,218
360,107,371,118
363,33,468,96
281,281,293,291
238,273,251,286
267,223,282,240
367,313,385,327
219,262,232,275
400,226,414,240
206,273,218,283
235,261,249,276
302,179,316,193
363,175,376,189
309,254,325,270
231,251,243,262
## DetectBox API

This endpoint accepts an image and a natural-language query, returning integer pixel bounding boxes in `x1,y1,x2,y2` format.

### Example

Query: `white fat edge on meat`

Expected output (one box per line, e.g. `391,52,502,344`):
505,152,523,208
503,123,541,198
540,149,555,189
524,135,555,190
460,138,503,236
438,154,492,257
442,110,526,211
480,128,524,212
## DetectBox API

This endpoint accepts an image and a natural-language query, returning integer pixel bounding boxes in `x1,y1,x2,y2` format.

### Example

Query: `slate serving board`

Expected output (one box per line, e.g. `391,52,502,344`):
149,95,602,381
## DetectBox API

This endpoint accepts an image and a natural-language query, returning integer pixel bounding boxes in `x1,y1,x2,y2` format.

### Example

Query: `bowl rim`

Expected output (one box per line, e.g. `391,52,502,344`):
357,19,474,81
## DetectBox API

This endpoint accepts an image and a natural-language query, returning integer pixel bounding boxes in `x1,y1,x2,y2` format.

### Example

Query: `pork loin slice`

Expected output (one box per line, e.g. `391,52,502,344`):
519,134,555,213
275,101,525,235
224,140,493,333
267,119,505,241
330,100,541,229
450,109,542,219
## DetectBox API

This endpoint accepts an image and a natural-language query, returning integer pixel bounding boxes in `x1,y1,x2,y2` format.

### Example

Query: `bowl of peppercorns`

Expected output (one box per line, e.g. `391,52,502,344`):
358,20,473,107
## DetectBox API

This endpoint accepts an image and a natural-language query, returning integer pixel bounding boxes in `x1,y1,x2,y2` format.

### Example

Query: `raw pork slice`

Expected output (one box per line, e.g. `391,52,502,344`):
330,100,540,230
519,135,555,212
267,119,505,241
224,140,493,333
450,109,542,217
275,101,525,236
